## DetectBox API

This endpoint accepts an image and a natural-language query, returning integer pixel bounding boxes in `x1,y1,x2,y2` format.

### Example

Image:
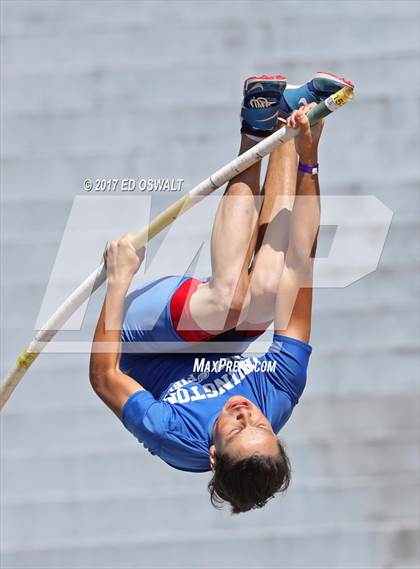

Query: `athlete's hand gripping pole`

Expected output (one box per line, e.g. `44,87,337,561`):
0,86,353,410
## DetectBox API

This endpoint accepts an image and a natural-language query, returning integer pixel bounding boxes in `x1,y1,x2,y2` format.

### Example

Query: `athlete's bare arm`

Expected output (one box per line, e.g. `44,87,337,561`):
274,104,322,343
89,236,145,418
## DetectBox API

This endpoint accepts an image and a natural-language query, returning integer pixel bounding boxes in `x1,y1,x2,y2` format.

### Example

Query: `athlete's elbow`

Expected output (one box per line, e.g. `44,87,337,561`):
90,370,105,394
89,368,114,396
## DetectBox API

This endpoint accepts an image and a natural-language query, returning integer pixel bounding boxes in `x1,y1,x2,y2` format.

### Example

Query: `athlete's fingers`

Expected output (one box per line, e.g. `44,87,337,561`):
287,109,299,129
118,233,131,246
295,109,308,123
294,102,316,132
294,109,311,134
300,102,316,114
137,246,146,263
102,241,110,266
302,102,321,131
118,233,138,252
292,110,301,129
103,240,117,265
288,102,318,129
125,233,138,252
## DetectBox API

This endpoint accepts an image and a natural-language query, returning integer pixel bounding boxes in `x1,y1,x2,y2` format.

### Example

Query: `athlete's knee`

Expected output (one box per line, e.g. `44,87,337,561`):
250,270,279,301
231,282,251,314
214,278,250,315
226,182,255,197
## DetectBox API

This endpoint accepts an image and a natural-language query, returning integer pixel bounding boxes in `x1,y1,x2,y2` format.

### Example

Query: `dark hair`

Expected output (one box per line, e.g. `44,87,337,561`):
208,438,291,514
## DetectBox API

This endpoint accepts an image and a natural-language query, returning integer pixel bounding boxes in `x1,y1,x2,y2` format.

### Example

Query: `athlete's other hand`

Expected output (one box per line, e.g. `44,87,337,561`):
104,233,144,284
288,102,324,164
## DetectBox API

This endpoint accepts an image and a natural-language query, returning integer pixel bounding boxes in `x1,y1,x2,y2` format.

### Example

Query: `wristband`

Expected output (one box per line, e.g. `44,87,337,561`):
298,162,319,175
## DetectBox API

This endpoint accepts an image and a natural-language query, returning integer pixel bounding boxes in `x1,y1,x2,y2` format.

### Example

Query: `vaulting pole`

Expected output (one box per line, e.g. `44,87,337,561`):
0,86,353,410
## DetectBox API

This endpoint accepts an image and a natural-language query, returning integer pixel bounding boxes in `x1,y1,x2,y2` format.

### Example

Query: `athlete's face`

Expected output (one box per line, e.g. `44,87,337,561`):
209,396,279,469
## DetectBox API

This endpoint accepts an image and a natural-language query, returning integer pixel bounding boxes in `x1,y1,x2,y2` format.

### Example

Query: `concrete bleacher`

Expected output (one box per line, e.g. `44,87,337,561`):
1,1,419,568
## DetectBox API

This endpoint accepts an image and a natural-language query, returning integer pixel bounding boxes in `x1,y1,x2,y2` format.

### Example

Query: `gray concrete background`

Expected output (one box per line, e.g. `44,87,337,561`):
1,1,419,568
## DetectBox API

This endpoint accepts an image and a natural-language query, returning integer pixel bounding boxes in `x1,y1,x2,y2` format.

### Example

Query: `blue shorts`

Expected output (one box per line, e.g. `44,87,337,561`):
120,275,264,355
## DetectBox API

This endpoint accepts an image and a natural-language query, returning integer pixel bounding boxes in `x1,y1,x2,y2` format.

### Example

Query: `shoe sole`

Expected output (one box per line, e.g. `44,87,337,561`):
314,71,354,89
243,74,287,92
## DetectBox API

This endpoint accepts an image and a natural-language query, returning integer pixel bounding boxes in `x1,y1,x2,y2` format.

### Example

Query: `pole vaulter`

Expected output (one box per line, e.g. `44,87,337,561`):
0,85,353,411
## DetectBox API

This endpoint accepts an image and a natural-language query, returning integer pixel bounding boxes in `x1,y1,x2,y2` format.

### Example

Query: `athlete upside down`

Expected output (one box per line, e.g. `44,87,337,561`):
90,73,351,513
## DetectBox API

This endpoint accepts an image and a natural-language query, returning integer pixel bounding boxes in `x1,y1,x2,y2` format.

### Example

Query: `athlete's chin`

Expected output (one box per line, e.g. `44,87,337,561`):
223,395,253,412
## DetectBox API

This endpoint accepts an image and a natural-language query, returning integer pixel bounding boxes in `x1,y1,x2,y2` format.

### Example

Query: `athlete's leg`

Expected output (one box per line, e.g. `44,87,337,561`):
237,71,352,330
238,135,298,330
188,134,261,332
188,75,287,334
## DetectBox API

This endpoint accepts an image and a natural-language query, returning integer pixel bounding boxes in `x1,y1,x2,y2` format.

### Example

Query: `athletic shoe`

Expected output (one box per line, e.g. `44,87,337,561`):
279,71,354,118
241,74,287,139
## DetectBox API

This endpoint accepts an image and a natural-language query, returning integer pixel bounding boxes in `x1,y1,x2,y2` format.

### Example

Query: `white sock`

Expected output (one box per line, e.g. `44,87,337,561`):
244,133,264,142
